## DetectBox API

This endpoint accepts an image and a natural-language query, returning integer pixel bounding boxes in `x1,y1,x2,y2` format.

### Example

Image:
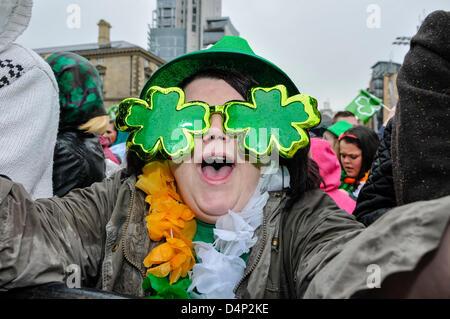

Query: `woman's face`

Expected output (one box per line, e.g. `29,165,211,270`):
169,77,261,224
103,122,117,146
339,140,362,178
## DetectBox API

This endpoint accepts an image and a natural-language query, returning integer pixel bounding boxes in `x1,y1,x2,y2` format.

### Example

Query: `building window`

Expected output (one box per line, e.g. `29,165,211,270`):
95,64,107,94
100,74,105,88
144,66,152,79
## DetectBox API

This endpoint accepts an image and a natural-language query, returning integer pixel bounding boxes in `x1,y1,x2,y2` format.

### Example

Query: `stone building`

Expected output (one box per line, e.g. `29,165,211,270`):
34,19,165,109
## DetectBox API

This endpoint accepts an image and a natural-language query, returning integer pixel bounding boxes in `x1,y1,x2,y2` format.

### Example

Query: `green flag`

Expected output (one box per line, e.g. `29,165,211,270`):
345,90,382,123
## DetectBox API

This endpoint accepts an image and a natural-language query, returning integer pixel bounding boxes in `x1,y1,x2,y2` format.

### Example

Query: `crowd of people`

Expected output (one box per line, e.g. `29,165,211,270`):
0,1,450,299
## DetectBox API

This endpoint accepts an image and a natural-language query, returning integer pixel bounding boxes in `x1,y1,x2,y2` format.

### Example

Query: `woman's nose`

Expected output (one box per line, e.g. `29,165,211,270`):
202,114,229,143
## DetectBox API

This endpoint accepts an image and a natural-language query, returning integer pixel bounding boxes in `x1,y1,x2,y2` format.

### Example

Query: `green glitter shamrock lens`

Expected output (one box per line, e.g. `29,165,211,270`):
116,85,320,162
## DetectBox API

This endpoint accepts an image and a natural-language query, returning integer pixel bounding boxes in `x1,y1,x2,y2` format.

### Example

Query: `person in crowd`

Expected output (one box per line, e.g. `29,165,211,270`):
354,9,449,228
46,51,108,197
310,138,355,214
99,133,121,177
313,10,450,298
322,120,353,157
104,105,119,147
0,0,59,199
102,104,124,163
332,110,359,126
99,122,120,166
353,118,396,226
109,130,128,166
99,106,122,176
106,104,128,165
338,126,379,200
391,10,450,206
1,33,450,300
102,120,119,153
309,114,332,138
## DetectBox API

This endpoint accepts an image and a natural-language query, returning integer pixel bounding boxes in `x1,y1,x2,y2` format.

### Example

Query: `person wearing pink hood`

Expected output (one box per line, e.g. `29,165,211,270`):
310,138,356,214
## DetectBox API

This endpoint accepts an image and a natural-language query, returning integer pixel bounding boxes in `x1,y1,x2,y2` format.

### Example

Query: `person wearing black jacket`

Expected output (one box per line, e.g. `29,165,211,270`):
46,52,108,197
353,118,396,226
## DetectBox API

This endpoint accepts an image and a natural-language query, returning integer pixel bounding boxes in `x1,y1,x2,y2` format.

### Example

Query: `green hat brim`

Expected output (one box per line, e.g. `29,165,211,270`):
141,37,300,99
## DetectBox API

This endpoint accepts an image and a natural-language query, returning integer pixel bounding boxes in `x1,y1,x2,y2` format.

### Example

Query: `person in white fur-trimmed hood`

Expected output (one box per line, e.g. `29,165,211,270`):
0,0,59,199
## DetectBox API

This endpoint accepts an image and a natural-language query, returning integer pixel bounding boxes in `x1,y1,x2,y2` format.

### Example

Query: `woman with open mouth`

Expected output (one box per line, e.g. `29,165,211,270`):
2,22,450,300
338,126,380,200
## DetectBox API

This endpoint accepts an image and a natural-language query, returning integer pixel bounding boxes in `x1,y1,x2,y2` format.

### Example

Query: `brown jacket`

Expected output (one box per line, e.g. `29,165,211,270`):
1,171,450,298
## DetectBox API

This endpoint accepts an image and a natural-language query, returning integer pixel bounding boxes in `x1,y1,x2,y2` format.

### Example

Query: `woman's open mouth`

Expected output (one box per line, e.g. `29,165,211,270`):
198,155,235,185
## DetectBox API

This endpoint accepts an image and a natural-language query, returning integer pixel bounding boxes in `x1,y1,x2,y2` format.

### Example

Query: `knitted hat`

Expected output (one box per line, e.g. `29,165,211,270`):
326,120,353,137
0,0,60,199
46,51,106,129
392,10,450,205
141,35,300,98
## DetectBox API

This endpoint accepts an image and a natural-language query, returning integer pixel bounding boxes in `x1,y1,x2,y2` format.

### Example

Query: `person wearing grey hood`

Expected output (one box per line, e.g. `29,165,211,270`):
0,0,59,199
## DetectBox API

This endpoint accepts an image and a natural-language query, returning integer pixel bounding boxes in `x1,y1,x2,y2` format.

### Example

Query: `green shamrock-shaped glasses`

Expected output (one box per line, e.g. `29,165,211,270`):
116,84,321,162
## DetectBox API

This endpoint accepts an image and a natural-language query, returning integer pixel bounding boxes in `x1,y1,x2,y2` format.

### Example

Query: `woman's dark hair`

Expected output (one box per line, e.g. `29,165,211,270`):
339,125,380,181
178,68,255,100
126,68,321,207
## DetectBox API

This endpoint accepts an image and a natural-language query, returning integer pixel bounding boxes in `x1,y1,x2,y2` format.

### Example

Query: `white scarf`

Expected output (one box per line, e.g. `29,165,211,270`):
188,165,289,298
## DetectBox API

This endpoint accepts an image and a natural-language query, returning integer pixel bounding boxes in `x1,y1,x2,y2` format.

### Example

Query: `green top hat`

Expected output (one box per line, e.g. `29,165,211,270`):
326,120,353,137
141,36,300,98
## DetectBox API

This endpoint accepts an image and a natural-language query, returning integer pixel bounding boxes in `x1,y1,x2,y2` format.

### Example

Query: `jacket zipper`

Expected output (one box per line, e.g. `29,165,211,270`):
233,193,287,295
121,186,146,278
233,212,268,294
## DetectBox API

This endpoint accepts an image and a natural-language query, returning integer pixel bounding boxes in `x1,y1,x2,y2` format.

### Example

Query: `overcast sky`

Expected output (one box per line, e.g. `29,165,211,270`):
18,0,450,111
